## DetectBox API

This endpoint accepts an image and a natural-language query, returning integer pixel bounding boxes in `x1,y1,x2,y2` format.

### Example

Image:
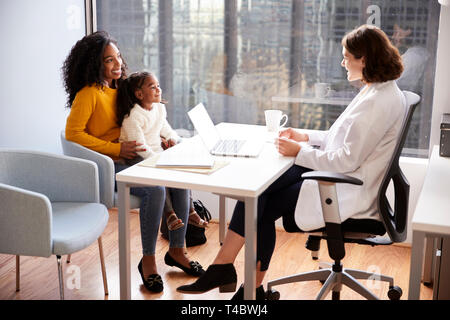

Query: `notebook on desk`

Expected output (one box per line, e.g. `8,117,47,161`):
155,140,215,168
187,103,264,157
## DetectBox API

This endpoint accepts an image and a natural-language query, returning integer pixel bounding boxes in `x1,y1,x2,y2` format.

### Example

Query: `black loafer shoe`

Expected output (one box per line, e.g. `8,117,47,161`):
164,252,205,277
231,284,266,300
138,258,163,293
177,263,237,294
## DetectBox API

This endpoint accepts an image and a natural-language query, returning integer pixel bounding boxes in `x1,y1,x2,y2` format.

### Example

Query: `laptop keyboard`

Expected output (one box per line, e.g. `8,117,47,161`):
212,139,245,153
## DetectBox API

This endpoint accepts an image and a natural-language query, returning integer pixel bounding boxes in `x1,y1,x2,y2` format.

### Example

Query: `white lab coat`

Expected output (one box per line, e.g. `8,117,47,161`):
294,80,406,231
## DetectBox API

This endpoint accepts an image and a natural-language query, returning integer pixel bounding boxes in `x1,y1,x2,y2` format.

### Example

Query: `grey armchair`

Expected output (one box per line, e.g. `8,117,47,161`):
60,131,141,209
60,131,141,264
0,149,109,299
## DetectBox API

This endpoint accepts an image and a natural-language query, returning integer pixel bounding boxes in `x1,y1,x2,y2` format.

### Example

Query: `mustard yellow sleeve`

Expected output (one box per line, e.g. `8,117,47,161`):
65,88,121,158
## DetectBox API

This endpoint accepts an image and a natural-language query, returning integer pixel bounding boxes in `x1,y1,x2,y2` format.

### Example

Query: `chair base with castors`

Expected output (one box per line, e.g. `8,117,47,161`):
267,259,402,300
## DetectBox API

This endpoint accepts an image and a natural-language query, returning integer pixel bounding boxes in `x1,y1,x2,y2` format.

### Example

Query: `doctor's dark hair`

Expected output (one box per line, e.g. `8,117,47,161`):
116,71,153,126
62,31,128,108
342,24,403,83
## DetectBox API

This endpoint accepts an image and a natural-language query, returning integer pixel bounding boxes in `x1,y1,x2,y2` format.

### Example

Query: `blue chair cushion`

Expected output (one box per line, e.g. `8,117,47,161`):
51,202,109,255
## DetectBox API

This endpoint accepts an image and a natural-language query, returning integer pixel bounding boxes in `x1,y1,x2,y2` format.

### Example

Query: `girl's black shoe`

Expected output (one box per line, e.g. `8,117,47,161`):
231,284,266,300
138,258,163,293
164,252,205,277
176,263,237,294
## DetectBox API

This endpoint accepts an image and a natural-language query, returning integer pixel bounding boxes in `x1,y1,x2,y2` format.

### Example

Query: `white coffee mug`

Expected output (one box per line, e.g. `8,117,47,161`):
265,110,288,133
314,82,331,98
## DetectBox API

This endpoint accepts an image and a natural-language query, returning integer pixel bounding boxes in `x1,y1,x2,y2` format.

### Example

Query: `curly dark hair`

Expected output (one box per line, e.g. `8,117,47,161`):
61,31,128,108
342,24,403,83
116,71,153,126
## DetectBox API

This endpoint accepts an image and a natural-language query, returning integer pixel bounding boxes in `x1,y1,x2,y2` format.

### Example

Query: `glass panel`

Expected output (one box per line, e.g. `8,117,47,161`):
96,0,440,157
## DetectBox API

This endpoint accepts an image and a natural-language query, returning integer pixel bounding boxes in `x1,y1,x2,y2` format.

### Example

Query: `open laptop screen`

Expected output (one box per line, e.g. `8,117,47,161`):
187,103,220,151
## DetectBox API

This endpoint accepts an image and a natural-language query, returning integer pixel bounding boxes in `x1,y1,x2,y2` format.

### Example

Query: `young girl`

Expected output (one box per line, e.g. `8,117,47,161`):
117,71,208,231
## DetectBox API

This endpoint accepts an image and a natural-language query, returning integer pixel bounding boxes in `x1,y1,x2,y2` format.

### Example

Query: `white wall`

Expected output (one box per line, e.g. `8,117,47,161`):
0,0,85,154
429,4,450,153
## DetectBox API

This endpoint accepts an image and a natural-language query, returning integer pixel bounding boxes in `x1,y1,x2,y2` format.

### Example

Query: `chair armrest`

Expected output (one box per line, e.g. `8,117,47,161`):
0,183,52,257
302,171,363,185
2,150,99,203
301,171,363,225
302,171,364,260
61,131,114,208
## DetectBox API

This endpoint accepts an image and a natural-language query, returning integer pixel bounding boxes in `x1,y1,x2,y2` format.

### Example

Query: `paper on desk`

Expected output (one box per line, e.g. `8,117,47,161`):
138,154,230,175
154,139,215,168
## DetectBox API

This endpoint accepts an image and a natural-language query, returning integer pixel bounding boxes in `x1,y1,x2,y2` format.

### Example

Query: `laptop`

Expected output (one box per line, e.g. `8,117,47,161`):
187,103,264,157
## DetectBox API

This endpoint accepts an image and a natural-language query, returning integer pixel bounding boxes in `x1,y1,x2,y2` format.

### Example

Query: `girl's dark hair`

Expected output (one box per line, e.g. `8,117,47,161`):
116,71,153,126
342,24,403,83
62,31,128,108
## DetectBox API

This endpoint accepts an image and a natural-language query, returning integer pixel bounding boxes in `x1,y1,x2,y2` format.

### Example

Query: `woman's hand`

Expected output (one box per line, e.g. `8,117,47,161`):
120,141,146,159
279,127,309,143
276,137,301,157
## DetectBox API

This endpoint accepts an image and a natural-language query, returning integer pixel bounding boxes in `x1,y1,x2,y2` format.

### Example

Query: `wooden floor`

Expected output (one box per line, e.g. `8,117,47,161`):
0,209,432,300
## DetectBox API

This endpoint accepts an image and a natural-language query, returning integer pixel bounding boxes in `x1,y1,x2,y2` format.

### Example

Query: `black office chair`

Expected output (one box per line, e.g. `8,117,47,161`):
266,91,420,300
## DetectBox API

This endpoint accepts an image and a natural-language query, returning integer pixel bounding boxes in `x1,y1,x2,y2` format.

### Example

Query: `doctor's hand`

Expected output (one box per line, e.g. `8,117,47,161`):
279,127,309,143
276,137,301,157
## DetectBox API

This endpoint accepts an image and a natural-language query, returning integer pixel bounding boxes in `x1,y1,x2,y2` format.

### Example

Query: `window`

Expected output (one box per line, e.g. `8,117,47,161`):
96,0,440,158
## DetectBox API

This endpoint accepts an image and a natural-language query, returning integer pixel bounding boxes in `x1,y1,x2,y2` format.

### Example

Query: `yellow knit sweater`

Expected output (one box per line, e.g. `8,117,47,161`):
65,85,121,160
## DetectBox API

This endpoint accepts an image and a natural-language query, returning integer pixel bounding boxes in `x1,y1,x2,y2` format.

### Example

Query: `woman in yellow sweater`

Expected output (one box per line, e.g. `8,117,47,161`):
62,31,205,293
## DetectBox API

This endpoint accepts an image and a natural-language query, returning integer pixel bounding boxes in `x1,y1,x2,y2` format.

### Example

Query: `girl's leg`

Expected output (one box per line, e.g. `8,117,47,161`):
164,187,174,213
188,190,194,211
166,187,191,267
164,188,184,231
124,156,144,166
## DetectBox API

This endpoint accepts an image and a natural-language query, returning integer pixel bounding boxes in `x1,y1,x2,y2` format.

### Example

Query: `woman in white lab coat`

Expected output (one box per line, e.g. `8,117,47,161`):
177,24,406,299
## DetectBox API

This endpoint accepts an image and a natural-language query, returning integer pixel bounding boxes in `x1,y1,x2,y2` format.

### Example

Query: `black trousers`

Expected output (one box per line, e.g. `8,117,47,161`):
228,165,311,271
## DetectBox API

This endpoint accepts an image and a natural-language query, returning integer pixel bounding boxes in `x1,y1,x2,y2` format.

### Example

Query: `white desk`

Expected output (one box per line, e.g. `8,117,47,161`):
408,145,450,299
116,123,295,300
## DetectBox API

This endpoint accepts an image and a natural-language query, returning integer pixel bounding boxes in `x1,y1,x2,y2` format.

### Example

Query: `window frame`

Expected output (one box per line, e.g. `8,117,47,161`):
88,0,449,160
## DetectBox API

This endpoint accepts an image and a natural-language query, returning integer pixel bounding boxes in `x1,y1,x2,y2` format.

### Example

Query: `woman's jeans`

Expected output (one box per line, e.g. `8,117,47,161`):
228,165,311,271
115,162,190,256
